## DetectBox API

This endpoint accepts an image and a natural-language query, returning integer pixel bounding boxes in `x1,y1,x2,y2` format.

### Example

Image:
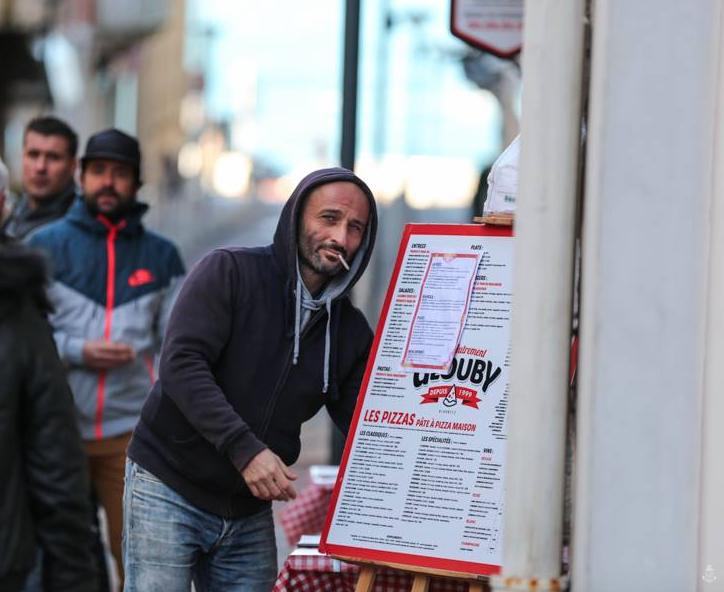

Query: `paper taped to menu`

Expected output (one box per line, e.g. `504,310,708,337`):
400,252,480,372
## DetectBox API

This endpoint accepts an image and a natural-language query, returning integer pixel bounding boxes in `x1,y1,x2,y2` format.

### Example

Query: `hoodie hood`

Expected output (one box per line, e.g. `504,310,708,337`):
0,234,51,321
272,167,378,395
272,167,377,299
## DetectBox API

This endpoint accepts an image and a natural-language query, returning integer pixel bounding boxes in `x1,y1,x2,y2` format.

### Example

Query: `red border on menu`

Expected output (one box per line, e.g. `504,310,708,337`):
319,223,513,576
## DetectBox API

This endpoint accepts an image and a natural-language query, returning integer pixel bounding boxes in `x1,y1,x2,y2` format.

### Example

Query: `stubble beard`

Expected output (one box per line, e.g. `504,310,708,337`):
298,232,345,278
84,189,131,221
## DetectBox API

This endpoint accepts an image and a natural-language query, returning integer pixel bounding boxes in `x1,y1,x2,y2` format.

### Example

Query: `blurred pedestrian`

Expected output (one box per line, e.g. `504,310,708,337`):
2,116,78,240
0,157,98,591
124,168,378,591
28,129,185,588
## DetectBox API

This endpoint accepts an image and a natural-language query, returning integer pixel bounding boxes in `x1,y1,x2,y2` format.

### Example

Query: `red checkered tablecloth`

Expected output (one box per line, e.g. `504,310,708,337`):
280,482,334,546
273,552,481,592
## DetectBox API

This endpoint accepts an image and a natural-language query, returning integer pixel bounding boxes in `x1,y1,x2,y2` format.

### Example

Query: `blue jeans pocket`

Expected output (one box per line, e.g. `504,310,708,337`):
132,464,165,485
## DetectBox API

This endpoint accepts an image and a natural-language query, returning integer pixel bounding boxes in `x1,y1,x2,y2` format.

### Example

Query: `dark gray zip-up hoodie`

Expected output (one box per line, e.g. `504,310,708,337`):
128,168,378,518
2,184,76,241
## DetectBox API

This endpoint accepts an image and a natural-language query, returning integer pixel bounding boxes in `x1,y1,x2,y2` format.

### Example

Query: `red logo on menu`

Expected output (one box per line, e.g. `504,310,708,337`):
420,384,481,409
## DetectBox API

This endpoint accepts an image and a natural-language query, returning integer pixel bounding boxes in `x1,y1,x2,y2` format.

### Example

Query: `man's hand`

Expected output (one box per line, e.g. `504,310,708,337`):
241,449,298,502
82,340,136,370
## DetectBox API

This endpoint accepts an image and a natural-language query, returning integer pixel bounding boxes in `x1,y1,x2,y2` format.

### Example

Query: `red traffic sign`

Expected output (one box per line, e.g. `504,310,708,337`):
450,0,523,59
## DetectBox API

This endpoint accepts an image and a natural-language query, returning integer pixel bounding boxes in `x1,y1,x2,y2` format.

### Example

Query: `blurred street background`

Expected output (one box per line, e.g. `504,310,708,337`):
5,1,724,590
0,0,519,473
0,0,520,571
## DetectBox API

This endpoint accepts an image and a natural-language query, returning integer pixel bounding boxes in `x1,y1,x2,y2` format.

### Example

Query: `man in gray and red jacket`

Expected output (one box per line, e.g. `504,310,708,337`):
125,167,378,591
29,129,185,588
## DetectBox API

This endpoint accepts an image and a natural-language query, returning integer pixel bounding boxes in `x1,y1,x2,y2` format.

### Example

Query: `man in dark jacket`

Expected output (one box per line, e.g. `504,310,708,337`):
0,232,98,592
2,116,78,241
124,167,377,591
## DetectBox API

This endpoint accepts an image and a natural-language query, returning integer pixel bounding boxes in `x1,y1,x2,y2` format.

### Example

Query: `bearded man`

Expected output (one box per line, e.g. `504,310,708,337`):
28,129,185,588
123,168,377,591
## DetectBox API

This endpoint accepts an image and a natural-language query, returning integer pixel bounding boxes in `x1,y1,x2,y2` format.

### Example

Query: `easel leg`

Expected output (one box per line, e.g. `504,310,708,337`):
355,566,377,592
411,574,431,592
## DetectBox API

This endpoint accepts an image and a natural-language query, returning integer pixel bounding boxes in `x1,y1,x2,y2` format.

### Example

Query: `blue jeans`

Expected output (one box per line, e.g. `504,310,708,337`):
122,460,277,592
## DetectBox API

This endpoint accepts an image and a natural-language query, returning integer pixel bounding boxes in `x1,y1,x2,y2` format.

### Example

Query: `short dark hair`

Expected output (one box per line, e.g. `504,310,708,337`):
24,116,78,157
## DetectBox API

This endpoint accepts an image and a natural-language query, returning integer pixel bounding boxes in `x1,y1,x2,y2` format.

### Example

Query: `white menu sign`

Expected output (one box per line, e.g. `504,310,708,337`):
320,224,514,576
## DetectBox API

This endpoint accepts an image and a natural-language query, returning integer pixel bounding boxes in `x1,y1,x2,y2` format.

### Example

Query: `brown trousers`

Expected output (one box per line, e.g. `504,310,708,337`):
84,432,131,587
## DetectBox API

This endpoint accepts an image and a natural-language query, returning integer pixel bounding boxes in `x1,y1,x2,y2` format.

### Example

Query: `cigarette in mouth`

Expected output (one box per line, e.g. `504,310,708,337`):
337,253,350,271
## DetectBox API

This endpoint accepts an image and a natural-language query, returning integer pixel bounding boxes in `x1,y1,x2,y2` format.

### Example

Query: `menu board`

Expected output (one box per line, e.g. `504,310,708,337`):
320,224,514,576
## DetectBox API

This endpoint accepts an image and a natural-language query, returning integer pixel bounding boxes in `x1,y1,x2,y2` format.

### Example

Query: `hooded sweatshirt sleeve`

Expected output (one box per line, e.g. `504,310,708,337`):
159,249,267,471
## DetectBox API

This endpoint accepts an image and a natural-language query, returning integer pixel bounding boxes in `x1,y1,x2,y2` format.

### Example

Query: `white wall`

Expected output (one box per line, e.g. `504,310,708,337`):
573,1,722,590
698,3,724,591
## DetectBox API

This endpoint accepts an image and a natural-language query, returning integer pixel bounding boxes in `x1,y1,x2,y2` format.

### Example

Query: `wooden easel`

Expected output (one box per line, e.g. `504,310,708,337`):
472,212,514,227
338,556,489,592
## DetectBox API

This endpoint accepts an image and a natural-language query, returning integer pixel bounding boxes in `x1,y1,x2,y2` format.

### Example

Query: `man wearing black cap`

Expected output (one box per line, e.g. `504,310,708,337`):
28,128,185,587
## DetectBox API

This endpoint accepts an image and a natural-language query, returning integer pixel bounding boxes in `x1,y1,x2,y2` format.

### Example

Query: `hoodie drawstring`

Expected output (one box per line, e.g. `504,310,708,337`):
294,274,302,365
293,274,332,394
323,297,331,393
